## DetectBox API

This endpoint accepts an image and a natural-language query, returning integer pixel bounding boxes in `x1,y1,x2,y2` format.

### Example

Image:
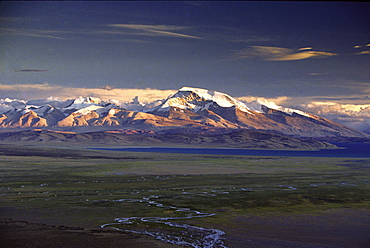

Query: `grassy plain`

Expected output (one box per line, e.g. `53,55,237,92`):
1,144,369,247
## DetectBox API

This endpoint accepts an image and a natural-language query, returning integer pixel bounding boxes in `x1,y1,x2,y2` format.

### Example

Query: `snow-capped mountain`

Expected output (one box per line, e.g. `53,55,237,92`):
0,87,368,138
148,87,367,137
151,87,310,118
152,87,253,114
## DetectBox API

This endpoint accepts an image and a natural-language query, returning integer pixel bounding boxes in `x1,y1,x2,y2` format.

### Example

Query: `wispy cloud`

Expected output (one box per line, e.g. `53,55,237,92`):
0,28,66,40
352,43,370,55
354,43,370,48
107,24,201,39
297,47,312,51
16,69,48,72
231,46,337,61
308,72,329,76
201,25,272,43
322,81,370,93
355,51,370,55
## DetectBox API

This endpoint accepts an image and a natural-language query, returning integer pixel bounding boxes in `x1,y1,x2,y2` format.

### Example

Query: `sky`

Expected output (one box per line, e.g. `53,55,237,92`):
0,1,369,131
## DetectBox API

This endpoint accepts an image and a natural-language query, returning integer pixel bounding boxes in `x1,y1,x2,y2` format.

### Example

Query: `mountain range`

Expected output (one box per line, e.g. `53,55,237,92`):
0,87,368,147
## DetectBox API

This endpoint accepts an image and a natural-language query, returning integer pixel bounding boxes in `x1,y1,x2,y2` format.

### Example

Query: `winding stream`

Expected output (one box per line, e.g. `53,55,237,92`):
101,195,228,248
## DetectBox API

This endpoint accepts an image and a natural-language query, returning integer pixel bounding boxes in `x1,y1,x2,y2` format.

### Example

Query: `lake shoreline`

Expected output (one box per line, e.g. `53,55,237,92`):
89,143,370,158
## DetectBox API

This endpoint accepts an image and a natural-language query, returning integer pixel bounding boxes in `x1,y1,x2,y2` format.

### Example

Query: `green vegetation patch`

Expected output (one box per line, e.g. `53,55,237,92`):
1,146,369,229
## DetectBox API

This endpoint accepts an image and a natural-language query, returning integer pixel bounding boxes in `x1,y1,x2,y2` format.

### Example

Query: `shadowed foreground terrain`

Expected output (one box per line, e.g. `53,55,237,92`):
0,218,180,248
1,144,369,247
0,128,339,149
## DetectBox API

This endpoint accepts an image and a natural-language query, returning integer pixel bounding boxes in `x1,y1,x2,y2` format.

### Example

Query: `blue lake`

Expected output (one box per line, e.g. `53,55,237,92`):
92,143,370,158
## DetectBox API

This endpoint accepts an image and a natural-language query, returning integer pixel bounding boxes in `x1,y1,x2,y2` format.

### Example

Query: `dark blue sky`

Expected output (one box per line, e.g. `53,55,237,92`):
1,1,369,98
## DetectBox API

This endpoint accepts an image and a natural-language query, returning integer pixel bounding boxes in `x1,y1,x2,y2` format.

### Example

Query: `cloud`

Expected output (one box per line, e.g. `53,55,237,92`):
201,25,272,43
355,51,370,55
304,101,370,114
0,83,56,91
236,96,290,106
231,46,337,61
308,72,328,76
107,24,201,39
17,69,48,72
237,92,370,132
0,28,66,40
297,47,312,51
322,81,370,93
298,101,370,132
237,94,370,132
352,43,370,55
0,84,177,102
265,94,370,132
1,23,201,43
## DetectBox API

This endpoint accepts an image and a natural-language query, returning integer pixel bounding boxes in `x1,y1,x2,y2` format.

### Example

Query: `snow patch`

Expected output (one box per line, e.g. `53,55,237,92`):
245,98,311,117
73,105,103,117
159,87,253,114
64,96,103,110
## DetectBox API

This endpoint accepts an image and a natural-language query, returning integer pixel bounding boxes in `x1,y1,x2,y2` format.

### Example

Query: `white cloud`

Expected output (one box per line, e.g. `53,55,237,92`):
231,46,337,61
300,102,370,132
303,101,370,116
236,96,290,106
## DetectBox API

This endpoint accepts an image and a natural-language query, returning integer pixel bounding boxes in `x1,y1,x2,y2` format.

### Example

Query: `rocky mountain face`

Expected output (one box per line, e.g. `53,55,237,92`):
0,87,368,139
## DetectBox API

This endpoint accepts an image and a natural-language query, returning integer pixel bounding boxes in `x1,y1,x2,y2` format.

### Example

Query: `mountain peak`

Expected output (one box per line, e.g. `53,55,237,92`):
63,96,104,111
179,86,241,107
159,86,253,114
75,96,102,104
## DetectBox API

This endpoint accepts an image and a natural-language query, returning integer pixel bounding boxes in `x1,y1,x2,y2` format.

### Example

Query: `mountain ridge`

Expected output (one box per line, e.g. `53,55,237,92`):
0,87,368,140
